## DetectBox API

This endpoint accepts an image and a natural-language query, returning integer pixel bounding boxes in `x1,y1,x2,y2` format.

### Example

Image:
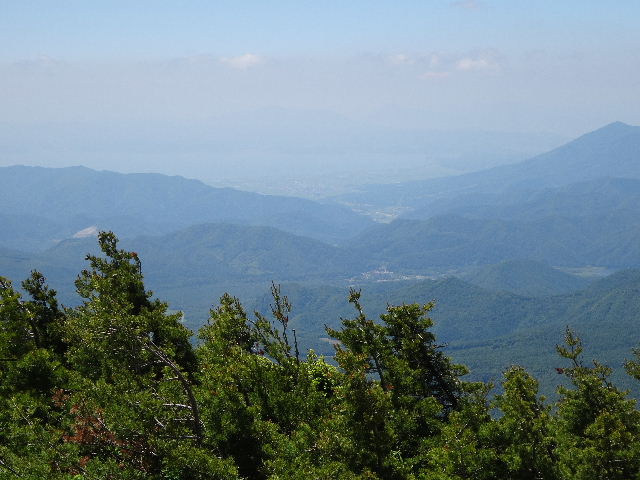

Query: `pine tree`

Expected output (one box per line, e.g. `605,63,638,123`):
555,328,640,479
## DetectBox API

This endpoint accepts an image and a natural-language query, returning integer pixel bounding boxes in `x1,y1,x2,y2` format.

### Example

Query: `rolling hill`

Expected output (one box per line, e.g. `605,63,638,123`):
0,222,367,306
406,176,640,222
0,165,373,251
252,270,640,396
2,220,638,398
346,214,640,270
2,121,639,398
460,259,592,297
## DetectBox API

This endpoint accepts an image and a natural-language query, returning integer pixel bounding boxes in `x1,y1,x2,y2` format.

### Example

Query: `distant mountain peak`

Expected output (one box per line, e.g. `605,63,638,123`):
602,120,633,129
576,121,637,141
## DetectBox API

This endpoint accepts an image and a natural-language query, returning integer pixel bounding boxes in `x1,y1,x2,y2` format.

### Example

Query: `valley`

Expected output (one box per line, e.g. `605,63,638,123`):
2,121,640,397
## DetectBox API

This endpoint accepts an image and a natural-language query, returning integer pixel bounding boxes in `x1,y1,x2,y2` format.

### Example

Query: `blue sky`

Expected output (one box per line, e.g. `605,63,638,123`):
3,1,639,60
5,0,640,60
1,1,639,189
3,1,639,130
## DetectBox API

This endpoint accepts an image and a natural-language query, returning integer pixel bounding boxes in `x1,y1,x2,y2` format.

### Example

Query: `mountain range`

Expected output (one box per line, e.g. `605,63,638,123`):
0,165,373,251
250,269,640,396
1,121,639,396
334,121,640,215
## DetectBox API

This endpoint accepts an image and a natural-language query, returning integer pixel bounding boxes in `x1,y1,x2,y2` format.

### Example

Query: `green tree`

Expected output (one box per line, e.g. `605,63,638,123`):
326,290,469,478
7,229,640,479
58,232,238,478
555,328,640,480
426,382,497,480
0,274,76,478
197,286,344,479
491,366,558,479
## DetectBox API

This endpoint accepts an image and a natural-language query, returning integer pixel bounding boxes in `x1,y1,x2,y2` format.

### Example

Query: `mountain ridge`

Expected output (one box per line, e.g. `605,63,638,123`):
332,122,640,213
0,164,374,250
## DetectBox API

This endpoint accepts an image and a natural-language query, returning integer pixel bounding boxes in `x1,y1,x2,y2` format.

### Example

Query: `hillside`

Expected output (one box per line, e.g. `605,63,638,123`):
0,165,373,251
461,259,592,296
406,176,640,221
346,212,640,269
2,225,638,398
253,270,640,396
334,122,640,213
0,222,369,307
129,223,365,286
453,269,640,394
250,277,565,356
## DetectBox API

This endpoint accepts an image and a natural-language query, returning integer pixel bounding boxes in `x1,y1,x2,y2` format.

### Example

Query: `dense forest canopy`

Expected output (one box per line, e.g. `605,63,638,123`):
2,232,640,479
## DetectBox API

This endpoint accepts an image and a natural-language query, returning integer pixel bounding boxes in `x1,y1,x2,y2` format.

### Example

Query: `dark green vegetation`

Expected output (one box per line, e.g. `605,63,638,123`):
5,229,639,397
252,271,640,397
2,233,640,479
346,211,640,269
460,260,591,297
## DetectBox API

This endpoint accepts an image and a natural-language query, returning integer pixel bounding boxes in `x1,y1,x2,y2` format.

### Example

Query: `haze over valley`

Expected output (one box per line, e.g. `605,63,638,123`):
2,121,640,394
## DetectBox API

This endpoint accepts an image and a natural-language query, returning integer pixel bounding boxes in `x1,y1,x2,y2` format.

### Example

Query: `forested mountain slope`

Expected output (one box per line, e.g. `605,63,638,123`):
0,165,373,250
2,224,638,397
0,223,368,307
257,270,640,395
4,232,640,478
406,176,640,221
454,269,640,393
460,259,592,296
347,212,640,269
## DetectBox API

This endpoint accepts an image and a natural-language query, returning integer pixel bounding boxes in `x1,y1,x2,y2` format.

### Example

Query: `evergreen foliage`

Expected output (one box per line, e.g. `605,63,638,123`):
1,232,640,478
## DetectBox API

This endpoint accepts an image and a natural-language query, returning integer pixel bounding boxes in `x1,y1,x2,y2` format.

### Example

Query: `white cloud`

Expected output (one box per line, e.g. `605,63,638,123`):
456,57,488,71
219,53,265,69
388,53,414,65
456,54,498,72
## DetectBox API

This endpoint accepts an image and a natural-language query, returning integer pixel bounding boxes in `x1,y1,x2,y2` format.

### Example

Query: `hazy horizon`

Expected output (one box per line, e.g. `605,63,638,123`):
2,1,639,196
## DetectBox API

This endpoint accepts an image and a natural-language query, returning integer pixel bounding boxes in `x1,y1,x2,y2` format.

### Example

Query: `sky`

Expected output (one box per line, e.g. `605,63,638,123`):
1,1,639,193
